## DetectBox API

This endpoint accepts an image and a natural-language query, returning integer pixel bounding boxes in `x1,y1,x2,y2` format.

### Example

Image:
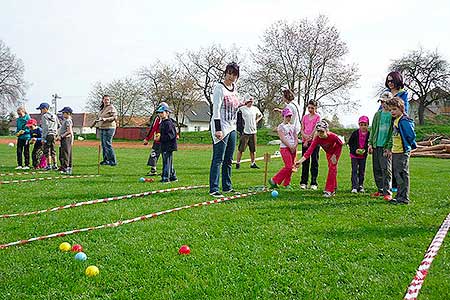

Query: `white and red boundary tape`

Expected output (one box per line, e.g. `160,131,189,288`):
404,212,450,300
0,185,207,218
0,191,261,249
0,174,100,184
0,171,49,177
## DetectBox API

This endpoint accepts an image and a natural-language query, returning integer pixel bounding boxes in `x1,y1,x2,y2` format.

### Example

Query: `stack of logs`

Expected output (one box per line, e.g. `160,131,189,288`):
411,137,450,159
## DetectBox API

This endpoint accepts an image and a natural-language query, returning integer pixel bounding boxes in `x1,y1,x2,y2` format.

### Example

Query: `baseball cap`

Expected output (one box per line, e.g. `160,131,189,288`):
59,106,73,114
315,120,329,131
26,119,37,127
281,107,293,117
36,102,50,110
378,91,393,102
156,103,172,113
358,115,369,125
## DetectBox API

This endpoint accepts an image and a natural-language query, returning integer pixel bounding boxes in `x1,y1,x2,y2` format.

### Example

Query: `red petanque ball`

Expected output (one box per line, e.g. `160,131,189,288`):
178,245,191,255
71,244,83,252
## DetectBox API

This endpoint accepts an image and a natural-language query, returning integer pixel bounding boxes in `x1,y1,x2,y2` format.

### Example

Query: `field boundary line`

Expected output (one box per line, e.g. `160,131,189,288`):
0,174,100,184
0,185,207,218
0,191,262,249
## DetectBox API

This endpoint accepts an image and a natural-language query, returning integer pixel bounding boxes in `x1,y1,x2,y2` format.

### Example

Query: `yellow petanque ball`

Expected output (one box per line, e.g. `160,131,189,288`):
85,266,100,277
59,242,71,252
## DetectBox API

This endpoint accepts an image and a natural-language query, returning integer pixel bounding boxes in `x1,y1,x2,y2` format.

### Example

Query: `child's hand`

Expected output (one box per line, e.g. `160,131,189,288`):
289,146,296,154
331,155,337,164
154,133,161,142
30,138,36,144
143,139,149,145
368,145,373,154
383,149,392,158
356,148,365,155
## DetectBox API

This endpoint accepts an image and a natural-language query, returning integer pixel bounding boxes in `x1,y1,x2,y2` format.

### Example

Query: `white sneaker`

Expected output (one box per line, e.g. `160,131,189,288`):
300,184,307,190
22,166,30,170
323,191,335,198
15,166,23,170
351,189,358,193
310,185,318,190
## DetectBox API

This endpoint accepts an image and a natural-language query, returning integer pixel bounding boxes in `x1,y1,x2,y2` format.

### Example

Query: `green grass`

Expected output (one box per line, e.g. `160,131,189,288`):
0,142,449,299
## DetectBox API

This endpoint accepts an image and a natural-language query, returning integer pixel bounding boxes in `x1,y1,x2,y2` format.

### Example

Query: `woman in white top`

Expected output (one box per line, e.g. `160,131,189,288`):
209,62,243,197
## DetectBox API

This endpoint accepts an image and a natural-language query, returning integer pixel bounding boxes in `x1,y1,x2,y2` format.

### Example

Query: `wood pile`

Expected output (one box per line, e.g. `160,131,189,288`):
411,136,450,158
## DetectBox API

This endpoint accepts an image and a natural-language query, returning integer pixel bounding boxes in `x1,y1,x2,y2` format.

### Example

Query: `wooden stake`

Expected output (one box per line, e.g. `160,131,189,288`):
263,152,270,187
97,144,101,175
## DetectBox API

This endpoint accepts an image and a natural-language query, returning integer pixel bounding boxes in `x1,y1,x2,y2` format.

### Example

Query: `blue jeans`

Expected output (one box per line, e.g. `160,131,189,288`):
100,128,117,165
209,131,236,193
162,151,177,181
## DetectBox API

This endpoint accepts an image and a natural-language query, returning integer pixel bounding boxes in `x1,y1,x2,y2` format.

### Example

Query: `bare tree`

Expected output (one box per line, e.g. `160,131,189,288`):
390,47,450,125
176,44,239,118
85,78,146,127
141,62,201,132
253,16,360,116
0,40,27,113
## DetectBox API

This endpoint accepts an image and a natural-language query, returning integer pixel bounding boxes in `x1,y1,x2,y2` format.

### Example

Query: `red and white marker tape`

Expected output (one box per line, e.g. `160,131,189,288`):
0,174,100,184
0,185,207,218
0,171,50,177
0,191,261,249
404,212,450,300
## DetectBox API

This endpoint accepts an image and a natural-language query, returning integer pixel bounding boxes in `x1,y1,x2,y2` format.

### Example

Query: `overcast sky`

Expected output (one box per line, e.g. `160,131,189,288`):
1,0,449,126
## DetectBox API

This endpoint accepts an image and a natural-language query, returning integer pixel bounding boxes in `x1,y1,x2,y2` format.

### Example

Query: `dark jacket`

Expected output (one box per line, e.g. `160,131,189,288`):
348,129,370,158
159,118,177,152
397,115,417,153
30,127,43,148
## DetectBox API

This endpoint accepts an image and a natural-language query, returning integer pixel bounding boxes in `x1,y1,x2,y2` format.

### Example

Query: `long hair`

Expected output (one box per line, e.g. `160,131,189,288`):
100,95,110,110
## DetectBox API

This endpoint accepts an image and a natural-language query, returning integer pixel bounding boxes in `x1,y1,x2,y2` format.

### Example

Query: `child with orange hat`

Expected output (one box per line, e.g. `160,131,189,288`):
348,116,370,193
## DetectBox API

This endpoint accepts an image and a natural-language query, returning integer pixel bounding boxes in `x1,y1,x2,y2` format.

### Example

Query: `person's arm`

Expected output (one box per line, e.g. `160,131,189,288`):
102,106,118,122
348,131,357,155
399,119,417,150
212,84,224,139
62,120,73,138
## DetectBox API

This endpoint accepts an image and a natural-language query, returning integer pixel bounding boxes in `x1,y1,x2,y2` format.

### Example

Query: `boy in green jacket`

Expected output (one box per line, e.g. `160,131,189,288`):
368,92,394,201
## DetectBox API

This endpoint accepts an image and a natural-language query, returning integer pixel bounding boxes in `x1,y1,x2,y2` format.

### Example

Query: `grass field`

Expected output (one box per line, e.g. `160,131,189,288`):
0,141,449,299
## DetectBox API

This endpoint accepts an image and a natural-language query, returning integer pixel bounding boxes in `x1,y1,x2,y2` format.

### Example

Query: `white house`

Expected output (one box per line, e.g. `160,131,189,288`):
180,101,211,132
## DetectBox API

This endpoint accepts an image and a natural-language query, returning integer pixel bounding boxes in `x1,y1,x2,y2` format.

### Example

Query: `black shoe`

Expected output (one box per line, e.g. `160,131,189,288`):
250,163,260,169
100,161,109,165
390,198,409,205
236,163,240,169
169,178,178,182
109,162,117,166
159,179,170,183
52,165,58,170
209,191,224,198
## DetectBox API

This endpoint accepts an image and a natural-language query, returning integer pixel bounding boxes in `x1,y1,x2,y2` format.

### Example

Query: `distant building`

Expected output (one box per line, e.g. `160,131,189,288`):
409,87,450,121
180,101,211,132
9,113,97,135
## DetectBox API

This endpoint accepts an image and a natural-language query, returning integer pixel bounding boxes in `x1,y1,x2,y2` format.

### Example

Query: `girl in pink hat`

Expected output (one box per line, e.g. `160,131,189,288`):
269,107,298,190
348,116,370,193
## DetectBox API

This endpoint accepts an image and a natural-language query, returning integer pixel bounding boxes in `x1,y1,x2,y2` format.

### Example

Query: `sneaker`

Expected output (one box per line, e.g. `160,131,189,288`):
100,161,109,165
323,191,335,198
109,162,117,166
370,192,383,197
209,191,224,198
269,178,278,189
66,168,72,175
351,189,358,193
300,184,307,190
147,169,158,176
236,163,240,170
169,178,178,182
15,166,23,170
44,166,52,171
250,163,260,169
389,198,409,205
22,166,30,170
383,195,393,201
52,165,58,170
223,189,240,195
310,185,318,190
359,187,365,193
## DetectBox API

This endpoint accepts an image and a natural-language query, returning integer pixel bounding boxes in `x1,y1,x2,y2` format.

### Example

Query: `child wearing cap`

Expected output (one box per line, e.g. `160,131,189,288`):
295,120,343,197
368,91,394,201
57,107,74,175
15,106,31,170
143,102,167,176
268,107,298,190
348,116,370,193
156,103,178,183
37,102,59,170
26,119,44,169
386,97,416,205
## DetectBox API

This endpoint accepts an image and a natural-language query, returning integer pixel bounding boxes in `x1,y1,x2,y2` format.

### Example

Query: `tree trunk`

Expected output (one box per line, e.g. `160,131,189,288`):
418,101,425,125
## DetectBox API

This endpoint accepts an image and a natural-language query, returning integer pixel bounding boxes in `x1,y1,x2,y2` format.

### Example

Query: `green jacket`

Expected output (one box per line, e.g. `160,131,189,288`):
369,110,393,150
